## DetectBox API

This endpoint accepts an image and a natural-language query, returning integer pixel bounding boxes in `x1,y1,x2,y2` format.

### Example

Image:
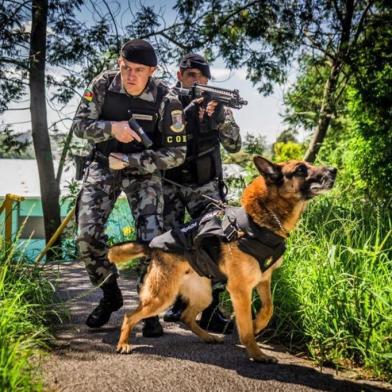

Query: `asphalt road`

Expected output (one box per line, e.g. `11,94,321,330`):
42,261,391,392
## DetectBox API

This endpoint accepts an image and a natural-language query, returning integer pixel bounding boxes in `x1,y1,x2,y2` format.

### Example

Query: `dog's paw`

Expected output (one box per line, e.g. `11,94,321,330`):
250,353,278,364
204,334,224,344
116,343,132,354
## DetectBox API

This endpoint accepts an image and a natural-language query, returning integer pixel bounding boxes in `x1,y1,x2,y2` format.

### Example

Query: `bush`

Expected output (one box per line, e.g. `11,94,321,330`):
273,141,305,162
268,195,392,381
0,240,56,391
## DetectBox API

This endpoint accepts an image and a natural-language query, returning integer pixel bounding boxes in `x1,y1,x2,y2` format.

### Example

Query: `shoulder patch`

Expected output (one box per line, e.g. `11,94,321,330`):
170,109,185,133
83,87,93,102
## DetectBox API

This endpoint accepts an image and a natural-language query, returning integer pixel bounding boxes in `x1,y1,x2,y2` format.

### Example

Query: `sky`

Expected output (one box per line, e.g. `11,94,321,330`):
207,65,295,144
1,0,299,146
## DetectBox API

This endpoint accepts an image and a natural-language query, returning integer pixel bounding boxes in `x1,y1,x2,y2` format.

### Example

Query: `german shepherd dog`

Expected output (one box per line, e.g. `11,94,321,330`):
108,156,336,362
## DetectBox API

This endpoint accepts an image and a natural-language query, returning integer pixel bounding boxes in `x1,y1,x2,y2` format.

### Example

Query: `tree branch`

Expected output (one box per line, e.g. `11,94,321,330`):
332,0,344,25
0,57,29,69
303,31,336,62
0,0,31,30
5,107,30,111
158,31,190,51
101,0,121,53
215,0,260,29
350,0,374,48
48,117,74,129
56,128,74,184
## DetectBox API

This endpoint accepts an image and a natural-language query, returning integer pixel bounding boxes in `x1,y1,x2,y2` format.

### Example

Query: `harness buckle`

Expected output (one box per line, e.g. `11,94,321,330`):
221,215,237,242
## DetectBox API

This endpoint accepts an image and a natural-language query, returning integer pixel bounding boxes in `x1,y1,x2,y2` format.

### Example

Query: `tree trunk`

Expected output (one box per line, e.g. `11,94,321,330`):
304,0,355,163
29,0,61,247
304,61,341,162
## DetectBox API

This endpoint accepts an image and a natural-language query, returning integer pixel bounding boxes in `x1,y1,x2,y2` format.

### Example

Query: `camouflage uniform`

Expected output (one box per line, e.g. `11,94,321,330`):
163,102,241,231
72,70,186,286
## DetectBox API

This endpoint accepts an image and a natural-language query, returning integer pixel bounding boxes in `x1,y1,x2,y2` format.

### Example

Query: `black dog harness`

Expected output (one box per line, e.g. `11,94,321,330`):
149,207,286,280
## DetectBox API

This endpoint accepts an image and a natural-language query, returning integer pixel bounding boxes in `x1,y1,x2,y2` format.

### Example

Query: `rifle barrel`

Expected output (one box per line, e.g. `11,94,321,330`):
173,83,247,109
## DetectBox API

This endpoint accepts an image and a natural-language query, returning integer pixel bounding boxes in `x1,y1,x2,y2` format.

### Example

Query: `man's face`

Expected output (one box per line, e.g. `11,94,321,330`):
118,57,156,95
177,68,208,88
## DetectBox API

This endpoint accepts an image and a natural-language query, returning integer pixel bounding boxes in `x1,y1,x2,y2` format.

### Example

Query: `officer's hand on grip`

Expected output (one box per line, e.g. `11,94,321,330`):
109,153,129,170
206,100,225,124
111,121,142,143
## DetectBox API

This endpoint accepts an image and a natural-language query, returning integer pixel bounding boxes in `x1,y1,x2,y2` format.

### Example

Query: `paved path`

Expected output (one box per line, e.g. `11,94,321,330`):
42,262,391,392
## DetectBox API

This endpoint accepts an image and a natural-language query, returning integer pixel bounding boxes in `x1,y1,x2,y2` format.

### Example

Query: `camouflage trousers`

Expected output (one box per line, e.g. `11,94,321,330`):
163,178,226,289
76,160,163,286
162,179,224,231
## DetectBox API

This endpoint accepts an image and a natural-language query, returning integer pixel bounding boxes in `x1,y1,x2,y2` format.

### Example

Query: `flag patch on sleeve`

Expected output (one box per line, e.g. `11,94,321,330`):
83,88,94,102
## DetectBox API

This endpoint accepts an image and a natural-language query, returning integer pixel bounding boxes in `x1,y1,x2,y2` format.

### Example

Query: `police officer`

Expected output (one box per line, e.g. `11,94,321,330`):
163,53,241,333
72,39,187,336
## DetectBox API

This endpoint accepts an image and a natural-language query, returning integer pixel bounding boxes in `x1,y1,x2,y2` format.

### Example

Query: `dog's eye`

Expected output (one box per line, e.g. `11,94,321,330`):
294,164,308,177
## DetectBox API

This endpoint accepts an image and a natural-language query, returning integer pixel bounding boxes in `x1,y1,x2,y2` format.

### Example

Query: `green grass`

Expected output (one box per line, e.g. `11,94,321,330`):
267,194,392,381
0,239,56,391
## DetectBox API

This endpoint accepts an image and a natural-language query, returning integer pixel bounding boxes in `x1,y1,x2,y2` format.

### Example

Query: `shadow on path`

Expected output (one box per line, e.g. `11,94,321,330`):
44,261,391,392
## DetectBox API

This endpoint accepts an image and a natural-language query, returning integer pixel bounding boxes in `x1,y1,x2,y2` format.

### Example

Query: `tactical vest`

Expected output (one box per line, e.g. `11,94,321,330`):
150,207,286,280
165,95,222,185
94,75,168,156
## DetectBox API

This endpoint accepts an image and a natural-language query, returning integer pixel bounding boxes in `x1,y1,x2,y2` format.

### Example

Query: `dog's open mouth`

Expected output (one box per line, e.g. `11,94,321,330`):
306,168,337,198
309,172,336,196
309,181,333,195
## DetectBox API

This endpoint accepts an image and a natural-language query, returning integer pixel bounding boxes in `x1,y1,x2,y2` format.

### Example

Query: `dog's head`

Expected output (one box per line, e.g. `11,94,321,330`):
253,156,337,201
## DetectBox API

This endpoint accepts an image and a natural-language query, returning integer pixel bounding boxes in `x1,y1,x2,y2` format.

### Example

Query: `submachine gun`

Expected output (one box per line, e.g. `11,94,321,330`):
173,83,248,109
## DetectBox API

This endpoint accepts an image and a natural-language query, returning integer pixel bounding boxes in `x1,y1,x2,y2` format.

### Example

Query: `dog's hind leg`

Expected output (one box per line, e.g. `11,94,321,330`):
227,283,277,363
179,273,223,344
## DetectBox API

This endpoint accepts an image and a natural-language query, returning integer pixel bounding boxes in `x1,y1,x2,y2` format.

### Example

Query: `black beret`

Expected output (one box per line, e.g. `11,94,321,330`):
179,53,211,79
121,39,157,67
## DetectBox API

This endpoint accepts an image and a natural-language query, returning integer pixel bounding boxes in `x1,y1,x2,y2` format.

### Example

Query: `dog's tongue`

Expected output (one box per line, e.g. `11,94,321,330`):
310,182,328,194
310,182,322,190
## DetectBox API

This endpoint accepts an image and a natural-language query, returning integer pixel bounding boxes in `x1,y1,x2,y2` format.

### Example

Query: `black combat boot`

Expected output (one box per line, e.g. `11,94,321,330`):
86,280,123,328
199,289,234,334
163,296,187,322
142,316,164,337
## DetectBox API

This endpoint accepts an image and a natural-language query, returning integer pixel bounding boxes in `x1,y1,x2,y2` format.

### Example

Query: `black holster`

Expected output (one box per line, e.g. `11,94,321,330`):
73,153,92,181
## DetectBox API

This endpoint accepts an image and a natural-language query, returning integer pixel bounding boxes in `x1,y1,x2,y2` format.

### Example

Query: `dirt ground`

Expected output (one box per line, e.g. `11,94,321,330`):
42,261,392,392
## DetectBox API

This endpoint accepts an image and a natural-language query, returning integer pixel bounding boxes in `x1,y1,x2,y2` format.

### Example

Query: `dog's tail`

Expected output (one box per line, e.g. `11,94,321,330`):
108,241,150,264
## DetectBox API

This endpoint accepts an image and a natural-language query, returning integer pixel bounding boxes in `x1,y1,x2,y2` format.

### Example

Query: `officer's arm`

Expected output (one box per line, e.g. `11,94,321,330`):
71,74,112,143
217,107,242,153
123,95,187,175
124,146,187,175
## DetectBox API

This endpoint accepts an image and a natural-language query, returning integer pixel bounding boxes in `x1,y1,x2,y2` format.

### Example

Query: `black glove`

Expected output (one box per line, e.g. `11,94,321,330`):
207,101,225,130
211,102,225,124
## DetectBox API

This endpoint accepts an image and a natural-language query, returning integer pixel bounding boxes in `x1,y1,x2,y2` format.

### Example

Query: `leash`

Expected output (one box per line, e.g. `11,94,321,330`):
161,177,228,211
108,153,287,236
42,272,116,309
108,153,228,211
164,174,288,237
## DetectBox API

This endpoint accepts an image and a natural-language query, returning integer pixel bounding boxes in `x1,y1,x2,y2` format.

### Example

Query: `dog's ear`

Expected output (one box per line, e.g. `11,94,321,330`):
253,156,283,184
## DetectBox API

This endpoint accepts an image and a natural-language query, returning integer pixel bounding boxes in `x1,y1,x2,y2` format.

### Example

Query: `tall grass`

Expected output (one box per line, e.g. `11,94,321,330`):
269,195,392,381
0,240,55,391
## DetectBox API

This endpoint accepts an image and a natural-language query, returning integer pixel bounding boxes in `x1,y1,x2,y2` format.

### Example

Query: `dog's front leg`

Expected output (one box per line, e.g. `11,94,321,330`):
253,277,273,336
228,284,277,363
182,307,223,344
